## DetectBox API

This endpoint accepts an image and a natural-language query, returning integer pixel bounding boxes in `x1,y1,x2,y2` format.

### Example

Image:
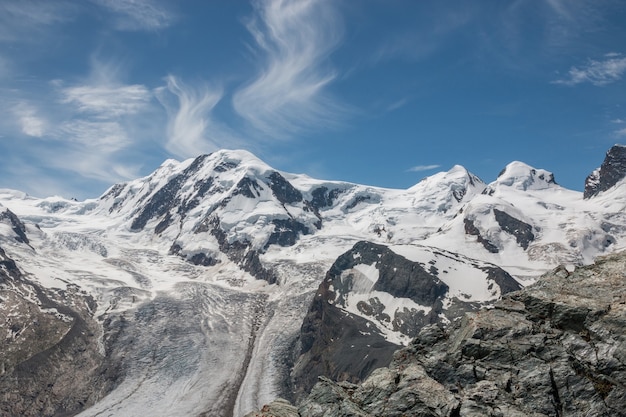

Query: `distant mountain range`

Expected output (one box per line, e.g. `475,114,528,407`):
1,144,625,416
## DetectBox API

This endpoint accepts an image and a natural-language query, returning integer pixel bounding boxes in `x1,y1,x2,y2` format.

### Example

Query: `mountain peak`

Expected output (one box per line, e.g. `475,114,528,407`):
494,161,556,191
584,144,626,199
409,165,485,208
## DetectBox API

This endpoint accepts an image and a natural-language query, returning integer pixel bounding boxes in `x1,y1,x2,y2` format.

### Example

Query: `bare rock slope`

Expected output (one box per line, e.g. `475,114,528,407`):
250,249,626,417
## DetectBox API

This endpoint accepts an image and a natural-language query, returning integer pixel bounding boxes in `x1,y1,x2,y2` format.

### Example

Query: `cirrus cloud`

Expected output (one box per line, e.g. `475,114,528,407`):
13,102,46,137
554,54,626,86
233,0,346,138
155,75,243,159
61,84,151,118
407,164,441,172
91,0,175,31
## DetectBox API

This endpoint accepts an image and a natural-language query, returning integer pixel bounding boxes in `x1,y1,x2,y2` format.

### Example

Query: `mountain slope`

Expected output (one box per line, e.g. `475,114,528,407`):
292,241,521,398
250,249,626,417
0,145,625,416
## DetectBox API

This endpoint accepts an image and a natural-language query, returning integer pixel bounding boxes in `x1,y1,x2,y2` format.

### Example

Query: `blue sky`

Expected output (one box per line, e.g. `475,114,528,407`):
1,0,625,199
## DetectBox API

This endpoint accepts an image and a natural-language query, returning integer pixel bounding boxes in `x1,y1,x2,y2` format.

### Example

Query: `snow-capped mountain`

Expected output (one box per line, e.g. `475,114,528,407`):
1,145,626,416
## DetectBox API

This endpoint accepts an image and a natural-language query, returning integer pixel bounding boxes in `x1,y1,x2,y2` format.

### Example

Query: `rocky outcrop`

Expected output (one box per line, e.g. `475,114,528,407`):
584,144,626,199
204,215,278,284
464,218,499,253
259,250,626,416
291,241,520,401
493,208,534,250
243,398,299,417
130,154,212,231
0,208,30,245
0,247,112,417
267,171,303,205
292,242,404,399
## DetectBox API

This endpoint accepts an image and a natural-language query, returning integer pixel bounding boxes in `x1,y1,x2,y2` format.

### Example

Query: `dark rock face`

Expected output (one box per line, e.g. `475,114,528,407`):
304,186,343,230
189,252,219,266
452,187,466,203
0,208,30,244
214,160,238,172
233,176,263,199
481,266,522,294
292,242,448,400
100,183,126,213
309,186,341,211
463,218,499,253
493,208,534,250
266,218,310,248
267,250,626,417
294,290,398,402
368,251,448,307
268,171,303,205
131,154,212,231
180,177,214,214
203,216,277,284
584,145,626,199
346,195,371,210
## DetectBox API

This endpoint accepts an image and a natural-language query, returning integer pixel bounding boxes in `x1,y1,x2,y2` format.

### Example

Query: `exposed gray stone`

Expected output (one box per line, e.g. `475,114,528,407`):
0,208,30,244
493,208,534,250
0,246,110,417
244,398,300,417
255,250,626,417
584,144,626,199
464,218,499,253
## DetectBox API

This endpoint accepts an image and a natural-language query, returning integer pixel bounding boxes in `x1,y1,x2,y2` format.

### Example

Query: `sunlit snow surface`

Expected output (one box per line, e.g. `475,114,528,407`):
1,151,625,416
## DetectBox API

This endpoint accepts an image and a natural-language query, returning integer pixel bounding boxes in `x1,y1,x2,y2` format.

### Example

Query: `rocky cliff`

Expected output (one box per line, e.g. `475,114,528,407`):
248,250,626,417
584,144,626,199
291,241,521,400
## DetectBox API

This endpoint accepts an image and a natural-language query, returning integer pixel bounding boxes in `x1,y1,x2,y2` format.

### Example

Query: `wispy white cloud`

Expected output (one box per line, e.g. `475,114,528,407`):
13,102,46,137
615,127,626,137
1,62,158,185
43,113,143,183
92,0,174,31
233,0,345,138
61,84,151,118
554,54,626,86
50,80,154,181
386,98,409,113
53,66,154,158
59,120,129,151
544,0,575,20
0,1,75,42
407,164,441,172
156,75,239,158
